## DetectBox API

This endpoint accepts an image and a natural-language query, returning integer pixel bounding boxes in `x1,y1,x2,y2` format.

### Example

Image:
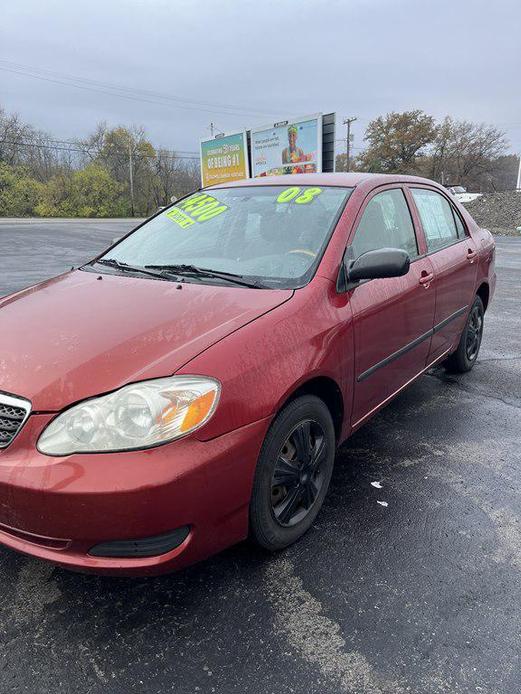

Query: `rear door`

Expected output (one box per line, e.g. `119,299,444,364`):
408,186,478,362
349,186,436,427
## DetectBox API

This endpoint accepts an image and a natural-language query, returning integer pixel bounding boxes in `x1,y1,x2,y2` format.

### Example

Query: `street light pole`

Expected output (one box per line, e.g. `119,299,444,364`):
343,117,357,172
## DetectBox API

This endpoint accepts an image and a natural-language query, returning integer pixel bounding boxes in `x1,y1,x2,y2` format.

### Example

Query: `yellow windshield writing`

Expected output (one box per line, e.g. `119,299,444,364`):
277,187,323,204
166,207,195,228
166,193,228,228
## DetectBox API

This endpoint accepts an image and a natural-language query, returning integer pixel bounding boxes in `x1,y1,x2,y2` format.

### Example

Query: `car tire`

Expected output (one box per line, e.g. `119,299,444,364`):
444,295,485,373
249,395,336,551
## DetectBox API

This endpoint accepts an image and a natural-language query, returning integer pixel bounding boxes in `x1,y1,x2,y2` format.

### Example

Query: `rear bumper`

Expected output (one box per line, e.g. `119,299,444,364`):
0,414,270,576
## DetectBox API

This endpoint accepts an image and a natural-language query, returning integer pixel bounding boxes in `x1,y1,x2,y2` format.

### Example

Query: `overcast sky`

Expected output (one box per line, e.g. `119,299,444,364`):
2,0,520,156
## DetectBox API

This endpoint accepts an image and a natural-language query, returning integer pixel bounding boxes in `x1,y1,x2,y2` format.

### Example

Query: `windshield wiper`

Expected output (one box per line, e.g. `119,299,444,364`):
90,258,168,281
144,264,268,289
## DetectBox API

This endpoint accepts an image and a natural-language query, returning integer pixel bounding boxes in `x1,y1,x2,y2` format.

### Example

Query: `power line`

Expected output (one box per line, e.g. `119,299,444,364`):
0,139,200,160
0,59,278,119
334,139,364,151
42,136,198,156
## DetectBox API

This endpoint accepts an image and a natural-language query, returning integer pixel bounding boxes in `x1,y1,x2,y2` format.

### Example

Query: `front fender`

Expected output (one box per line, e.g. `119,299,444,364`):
177,278,354,441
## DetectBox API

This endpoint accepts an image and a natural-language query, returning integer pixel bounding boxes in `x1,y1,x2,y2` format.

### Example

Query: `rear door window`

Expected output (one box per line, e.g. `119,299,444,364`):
411,188,460,252
452,209,467,239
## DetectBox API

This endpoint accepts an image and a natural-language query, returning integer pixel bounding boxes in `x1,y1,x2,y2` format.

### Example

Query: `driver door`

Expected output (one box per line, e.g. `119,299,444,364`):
348,186,436,427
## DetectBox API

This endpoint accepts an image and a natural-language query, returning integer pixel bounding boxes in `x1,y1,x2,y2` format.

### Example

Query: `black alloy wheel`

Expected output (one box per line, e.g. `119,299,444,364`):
271,419,327,527
465,303,483,362
444,294,485,373
249,395,336,551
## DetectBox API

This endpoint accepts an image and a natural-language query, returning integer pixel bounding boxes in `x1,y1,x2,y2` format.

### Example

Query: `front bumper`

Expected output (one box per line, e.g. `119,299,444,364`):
0,414,270,576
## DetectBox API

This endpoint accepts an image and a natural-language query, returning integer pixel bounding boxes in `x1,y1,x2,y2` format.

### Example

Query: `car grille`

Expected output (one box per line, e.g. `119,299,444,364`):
0,393,31,449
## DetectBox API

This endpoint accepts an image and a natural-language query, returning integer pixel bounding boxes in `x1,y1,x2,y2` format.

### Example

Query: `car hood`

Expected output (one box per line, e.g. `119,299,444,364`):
0,270,292,411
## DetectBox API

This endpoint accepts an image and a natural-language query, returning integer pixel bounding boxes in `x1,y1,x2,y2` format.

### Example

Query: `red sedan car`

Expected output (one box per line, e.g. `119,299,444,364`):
0,173,495,575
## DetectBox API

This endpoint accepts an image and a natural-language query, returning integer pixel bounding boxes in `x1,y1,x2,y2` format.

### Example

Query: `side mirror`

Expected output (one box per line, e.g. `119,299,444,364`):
348,248,410,282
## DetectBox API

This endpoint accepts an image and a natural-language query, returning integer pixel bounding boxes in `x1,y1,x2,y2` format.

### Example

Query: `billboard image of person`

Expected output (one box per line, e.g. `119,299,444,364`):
251,115,322,178
282,125,305,165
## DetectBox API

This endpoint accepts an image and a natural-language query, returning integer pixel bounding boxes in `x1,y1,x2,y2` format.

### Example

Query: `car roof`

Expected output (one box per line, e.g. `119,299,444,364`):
205,172,442,190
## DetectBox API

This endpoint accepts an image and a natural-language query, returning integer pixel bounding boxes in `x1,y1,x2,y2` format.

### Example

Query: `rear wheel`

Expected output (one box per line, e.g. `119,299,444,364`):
249,395,335,551
444,295,484,373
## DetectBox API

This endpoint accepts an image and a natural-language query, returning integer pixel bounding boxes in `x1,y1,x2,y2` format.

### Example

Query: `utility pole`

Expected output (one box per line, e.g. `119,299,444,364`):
207,122,224,139
343,117,357,172
516,153,521,191
128,139,135,217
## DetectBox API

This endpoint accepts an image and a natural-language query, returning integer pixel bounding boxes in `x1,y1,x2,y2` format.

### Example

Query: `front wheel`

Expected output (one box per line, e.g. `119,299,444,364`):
249,395,335,551
444,295,484,373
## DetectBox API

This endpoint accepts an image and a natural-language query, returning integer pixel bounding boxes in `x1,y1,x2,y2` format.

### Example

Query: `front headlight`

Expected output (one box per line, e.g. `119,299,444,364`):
37,376,221,455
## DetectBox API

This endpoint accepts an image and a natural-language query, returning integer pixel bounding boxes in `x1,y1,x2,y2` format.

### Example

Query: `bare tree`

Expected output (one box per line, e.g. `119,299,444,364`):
77,122,109,164
427,117,508,190
0,107,38,165
150,149,179,206
0,107,74,179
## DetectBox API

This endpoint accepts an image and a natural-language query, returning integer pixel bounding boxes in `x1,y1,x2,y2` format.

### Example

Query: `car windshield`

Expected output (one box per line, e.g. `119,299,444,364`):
97,185,352,289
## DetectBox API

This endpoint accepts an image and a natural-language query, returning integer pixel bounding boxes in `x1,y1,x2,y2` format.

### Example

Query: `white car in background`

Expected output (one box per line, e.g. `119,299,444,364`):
446,185,482,204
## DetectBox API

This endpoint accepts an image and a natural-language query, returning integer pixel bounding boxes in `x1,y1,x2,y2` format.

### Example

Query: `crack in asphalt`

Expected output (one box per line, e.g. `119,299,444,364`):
426,371,521,410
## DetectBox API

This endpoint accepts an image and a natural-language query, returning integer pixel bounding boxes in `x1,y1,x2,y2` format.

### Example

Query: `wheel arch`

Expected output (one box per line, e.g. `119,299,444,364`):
476,282,490,312
276,376,344,443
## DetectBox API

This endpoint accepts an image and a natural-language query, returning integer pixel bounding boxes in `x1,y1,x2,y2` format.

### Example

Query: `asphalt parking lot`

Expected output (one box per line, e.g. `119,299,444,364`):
0,219,520,694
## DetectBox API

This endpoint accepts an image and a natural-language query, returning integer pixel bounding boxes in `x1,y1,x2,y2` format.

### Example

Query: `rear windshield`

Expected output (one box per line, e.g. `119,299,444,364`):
102,185,352,289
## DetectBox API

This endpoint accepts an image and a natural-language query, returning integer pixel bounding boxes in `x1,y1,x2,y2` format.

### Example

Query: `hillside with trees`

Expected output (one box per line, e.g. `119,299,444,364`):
1,106,518,217
0,106,200,217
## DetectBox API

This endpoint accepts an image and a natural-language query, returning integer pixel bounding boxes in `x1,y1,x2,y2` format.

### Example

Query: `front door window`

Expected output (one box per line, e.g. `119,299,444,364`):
351,189,419,259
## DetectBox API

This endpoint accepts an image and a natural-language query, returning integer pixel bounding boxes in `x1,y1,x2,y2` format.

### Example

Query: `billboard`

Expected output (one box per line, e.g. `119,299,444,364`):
251,114,322,178
200,131,249,188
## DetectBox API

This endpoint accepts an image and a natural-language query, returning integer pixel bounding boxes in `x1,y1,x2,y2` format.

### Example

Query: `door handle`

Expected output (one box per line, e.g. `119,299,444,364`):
419,271,434,287
467,248,478,263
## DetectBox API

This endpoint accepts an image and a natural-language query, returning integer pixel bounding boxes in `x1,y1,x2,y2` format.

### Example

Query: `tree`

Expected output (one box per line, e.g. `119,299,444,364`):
356,110,437,173
0,108,34,166
0,107,73,180
425,117,508,190
0,163,43,216
36,164,125,217
69,164,126,217
488,155,519,191
335,152,348,172
79,124,157,216
149,149,181,207
167,157,200,197
0,104,204,217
